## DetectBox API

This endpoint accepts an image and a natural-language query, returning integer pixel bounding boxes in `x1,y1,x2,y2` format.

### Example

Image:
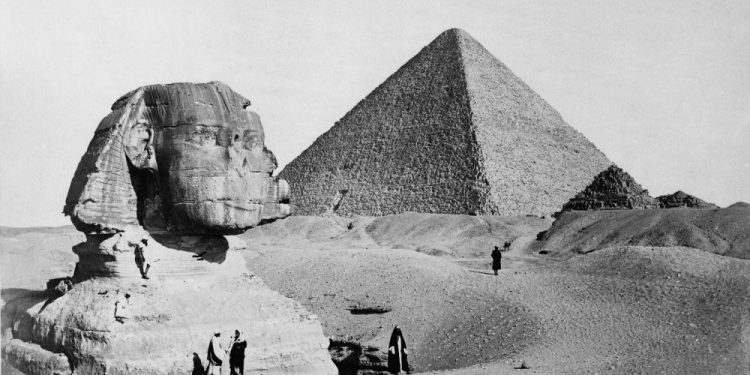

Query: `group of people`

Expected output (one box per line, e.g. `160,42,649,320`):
197,327,410,374
204,330,247,375
192,242,513,374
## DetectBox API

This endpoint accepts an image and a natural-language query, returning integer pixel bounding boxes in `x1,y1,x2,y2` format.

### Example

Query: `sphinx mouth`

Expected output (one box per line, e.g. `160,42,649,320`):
220,200,264,212
175,200,263,212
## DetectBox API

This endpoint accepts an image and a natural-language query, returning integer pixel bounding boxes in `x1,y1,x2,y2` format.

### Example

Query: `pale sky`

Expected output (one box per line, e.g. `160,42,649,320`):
1,0,748,227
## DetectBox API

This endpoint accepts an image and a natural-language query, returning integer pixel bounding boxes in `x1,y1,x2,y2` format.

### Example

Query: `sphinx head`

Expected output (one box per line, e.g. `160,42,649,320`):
64,82,290,234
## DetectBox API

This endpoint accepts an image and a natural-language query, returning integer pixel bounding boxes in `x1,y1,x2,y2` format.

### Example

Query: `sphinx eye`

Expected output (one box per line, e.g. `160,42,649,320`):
187,126,218,145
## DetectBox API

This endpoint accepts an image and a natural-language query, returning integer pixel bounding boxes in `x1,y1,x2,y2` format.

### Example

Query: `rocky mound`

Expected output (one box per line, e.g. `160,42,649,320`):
564,245,748,281
656,190,718,209
729,201,750,209
538,206,750,259
279,28,611,217
2,232,337,375
558,165,658,214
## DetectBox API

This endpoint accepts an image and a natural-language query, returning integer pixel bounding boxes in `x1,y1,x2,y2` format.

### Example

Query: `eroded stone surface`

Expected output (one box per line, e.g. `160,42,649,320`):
558,165,658,214
3,231,337,374
64,82,290,235
656,190,718,209
4,82,335,374
279,28,612,217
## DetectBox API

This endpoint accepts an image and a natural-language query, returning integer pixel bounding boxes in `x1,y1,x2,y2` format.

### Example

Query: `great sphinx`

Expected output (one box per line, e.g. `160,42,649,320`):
2,82,336,374
64,81,289,234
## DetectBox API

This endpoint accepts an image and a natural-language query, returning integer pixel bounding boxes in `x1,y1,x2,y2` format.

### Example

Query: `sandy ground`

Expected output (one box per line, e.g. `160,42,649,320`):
2,213,750,374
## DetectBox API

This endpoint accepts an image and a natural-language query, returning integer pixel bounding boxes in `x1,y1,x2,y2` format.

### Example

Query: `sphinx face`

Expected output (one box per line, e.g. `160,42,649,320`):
64,82,289,235
140,83,281,233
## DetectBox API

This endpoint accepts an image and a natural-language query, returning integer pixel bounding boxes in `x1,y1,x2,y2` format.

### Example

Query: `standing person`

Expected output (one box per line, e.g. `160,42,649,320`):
206,331,225,375
491,245,502,275
134,239,150,279
114,292,130,323
387,325,410,374
228,330,247,375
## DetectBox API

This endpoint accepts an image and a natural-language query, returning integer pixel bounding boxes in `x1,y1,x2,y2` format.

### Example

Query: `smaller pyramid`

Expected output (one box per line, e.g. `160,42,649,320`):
558,165,658,214
656,191,717,209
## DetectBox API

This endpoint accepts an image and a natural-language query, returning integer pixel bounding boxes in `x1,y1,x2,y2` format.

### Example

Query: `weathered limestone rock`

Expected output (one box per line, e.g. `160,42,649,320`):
3,231,337,374
4,82,336,374
558,165,659,214
279,28,612,217
64,82,290,235
656,191,718,209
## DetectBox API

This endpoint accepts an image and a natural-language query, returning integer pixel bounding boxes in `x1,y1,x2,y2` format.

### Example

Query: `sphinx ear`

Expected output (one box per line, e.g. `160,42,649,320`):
124,120,158,171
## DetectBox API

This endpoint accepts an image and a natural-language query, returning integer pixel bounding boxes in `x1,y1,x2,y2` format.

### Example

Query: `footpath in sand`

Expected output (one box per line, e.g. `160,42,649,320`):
243,214,750,374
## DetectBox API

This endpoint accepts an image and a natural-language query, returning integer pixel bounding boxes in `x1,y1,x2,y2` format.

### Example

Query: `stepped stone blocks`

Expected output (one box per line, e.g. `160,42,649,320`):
558,165,659,214
656,191,718,209
279,28,612,217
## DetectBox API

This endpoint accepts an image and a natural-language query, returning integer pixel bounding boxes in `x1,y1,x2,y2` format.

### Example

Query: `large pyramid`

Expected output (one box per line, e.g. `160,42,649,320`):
279,28,613,216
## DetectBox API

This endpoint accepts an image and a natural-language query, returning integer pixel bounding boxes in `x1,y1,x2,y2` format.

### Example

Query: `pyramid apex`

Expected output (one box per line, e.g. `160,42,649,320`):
438,28,475,41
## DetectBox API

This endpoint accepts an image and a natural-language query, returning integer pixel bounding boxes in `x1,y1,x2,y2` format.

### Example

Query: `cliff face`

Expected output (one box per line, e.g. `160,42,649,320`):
279,28,612,217
2,231,338,375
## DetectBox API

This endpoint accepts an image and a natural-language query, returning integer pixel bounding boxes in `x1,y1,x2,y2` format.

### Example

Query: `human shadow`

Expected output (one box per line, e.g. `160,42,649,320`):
468,270,497,276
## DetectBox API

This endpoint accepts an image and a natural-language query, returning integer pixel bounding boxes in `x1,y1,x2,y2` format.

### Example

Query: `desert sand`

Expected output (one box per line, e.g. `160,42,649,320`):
3,209,748,374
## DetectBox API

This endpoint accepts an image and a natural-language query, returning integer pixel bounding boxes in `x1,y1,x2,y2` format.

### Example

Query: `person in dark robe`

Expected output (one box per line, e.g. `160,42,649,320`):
491,245,502,275
206,331,225,375
228,330,247,375
192,353,205,375
387,325,410,374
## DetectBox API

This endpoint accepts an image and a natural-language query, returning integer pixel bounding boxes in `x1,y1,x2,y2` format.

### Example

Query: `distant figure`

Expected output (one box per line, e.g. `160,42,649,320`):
206,331,225,375
228,330,247,375
387,325,410,374
134,239,150,279
114,292,130,323
192,353,205,375
491,245,502,275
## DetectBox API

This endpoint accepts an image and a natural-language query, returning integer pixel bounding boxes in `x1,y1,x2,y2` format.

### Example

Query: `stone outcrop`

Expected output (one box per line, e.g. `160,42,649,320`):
3,83,336,374
278,28,612,217
3,231,337,374
557,165,659,214
656,191,718,209
64,82,290,235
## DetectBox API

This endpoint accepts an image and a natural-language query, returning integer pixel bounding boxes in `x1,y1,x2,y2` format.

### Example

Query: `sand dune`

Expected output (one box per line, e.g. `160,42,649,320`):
539,206,750,259
2,213,749,374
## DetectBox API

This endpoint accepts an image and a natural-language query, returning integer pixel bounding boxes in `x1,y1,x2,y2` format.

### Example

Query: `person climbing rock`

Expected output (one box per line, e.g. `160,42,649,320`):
228,330,247,375
134,239,150,279
114,292,130,323
206,330,225,375
387,325,410,374
491,245,502,275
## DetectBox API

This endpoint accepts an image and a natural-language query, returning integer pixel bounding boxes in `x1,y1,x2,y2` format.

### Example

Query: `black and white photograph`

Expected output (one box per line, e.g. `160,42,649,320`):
1,1,748,374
